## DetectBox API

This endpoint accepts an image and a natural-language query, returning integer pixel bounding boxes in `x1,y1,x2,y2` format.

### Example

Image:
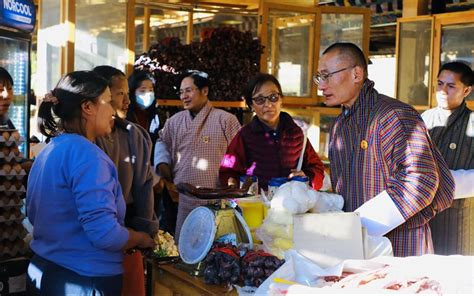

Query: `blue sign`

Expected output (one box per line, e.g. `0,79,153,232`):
0,0,35,33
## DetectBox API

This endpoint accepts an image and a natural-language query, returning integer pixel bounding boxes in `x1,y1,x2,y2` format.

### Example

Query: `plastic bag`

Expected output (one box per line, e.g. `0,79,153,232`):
255,250,387,295
319,171,332,192
256,210,293,259
364,235,393,259
308,191,344,213
255,250,329,295
271,181,316,214
257,182,345,259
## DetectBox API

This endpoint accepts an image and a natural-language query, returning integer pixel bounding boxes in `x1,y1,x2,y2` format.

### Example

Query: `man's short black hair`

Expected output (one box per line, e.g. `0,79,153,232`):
439,61,473,86
322,42,368,78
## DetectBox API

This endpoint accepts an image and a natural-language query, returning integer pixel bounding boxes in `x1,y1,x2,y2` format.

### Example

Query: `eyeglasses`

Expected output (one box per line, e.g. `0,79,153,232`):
252,93,281,105
313,66,355,85
177,87,198,96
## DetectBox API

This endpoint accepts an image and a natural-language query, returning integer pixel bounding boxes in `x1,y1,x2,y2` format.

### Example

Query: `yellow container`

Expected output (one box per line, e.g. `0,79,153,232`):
237,197,264,228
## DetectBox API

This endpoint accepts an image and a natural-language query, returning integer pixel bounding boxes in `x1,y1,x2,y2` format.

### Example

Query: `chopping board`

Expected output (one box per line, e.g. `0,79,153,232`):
293,212,364,268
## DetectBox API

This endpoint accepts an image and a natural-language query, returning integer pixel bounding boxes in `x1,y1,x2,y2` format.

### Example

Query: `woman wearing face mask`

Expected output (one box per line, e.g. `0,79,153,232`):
421,61,474,255
127,69,167,149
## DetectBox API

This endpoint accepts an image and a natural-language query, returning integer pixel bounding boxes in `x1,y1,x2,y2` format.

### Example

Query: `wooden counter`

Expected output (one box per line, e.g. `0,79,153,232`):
151,262,237,296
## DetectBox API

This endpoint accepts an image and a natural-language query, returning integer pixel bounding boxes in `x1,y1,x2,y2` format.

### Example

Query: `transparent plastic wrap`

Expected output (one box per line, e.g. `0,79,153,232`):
257,182,345,259
256,210,293,259
256,251,472,295
308,191,344,213
271,181,315,214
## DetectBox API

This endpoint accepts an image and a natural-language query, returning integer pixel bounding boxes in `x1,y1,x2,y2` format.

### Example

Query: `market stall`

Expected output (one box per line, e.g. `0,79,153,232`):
147,177,473,295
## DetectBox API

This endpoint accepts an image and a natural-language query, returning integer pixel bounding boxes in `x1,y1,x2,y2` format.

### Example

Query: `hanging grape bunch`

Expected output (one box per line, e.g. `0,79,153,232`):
135,27,263,101
203,243,241,285
241,250,285,287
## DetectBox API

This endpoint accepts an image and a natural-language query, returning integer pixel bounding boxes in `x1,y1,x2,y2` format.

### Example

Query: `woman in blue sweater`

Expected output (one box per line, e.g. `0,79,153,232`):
26,71,155,295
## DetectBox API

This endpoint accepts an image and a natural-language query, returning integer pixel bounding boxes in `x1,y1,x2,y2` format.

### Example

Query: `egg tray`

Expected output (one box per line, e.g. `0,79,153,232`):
0,174,26,181
0,182,26,195
0,138,25,148
0,151,24,162
0,208,24,223
0,129,24,147
0,167,27,180
0,195,23,208
0,224,27,242
0,240,29,259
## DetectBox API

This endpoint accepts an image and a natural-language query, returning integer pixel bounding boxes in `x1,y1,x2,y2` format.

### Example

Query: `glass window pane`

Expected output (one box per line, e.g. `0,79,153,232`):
317,112,338,161
75,0,127,72
283,108,338,161
440,23,474,101
149,12,257,45
319,13,364,55
396,20,431,106
192,13,257,43
150,9,188,44
268,11,314,97
369,55,396,98
135,6,145,55
37,0,61,95
0,37,29,152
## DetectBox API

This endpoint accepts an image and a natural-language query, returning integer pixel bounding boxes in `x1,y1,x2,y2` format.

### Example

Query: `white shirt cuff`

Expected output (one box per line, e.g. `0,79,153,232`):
355,190,405,236
153,141,171,170
451,169,474,199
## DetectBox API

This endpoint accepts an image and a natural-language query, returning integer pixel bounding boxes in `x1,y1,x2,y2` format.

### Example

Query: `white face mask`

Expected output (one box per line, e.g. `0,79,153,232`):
136,92,155,109
436,92,449,109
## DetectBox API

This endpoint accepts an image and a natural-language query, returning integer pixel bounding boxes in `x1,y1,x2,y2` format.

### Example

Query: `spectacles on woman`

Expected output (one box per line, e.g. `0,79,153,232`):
252,93,281,105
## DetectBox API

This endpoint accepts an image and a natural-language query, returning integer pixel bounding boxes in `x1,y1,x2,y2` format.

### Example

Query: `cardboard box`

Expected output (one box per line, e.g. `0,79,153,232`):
293,212,364,268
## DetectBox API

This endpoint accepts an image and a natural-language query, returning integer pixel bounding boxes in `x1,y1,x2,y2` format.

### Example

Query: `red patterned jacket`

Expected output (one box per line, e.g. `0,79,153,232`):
219,112,324,191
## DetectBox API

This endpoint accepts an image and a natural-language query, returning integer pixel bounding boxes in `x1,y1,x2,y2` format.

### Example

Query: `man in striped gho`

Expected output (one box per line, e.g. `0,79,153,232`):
314,42,455,257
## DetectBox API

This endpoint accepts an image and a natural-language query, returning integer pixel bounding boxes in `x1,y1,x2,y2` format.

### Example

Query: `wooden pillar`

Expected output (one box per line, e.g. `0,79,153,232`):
126,0,136,75
143,6,151,53
186,11,193,44
258,0,268,73
60,0,75,75
403,0,430,17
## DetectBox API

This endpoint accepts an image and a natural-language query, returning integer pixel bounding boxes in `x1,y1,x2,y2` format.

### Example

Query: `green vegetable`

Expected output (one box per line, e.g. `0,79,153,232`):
153,248,168,257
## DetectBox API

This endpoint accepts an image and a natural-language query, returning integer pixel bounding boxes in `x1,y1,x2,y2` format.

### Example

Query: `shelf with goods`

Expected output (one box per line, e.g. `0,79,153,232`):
0,129,32,294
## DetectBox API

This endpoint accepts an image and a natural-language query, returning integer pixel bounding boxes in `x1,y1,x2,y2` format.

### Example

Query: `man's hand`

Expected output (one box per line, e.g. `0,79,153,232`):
153,178,165,193
289,169,306,178
227,177,239,189
164,180,179,202
158,163,172,182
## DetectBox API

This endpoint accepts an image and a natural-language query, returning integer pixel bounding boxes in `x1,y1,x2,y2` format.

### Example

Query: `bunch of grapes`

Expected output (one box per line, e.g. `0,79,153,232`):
241,250,285,287
203,243,241,285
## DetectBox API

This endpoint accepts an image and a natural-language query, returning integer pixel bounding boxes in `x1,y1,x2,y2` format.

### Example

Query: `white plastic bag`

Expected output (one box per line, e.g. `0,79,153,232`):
271,181,316,214
257,182,345,259
255,250,326,295
308,191,344,213
255,250,387,295
364,235,393,259
256,210,293,258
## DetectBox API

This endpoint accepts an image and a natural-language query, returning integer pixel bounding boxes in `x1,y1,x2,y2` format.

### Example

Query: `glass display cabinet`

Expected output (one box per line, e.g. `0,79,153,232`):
259,3,370,106
283,107,339,162
396,10,474,110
